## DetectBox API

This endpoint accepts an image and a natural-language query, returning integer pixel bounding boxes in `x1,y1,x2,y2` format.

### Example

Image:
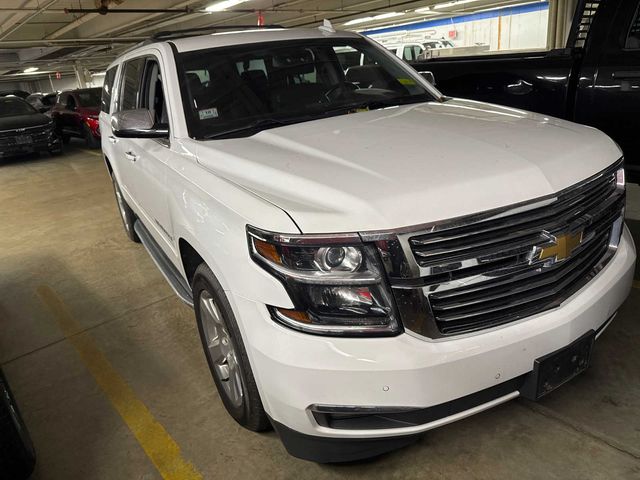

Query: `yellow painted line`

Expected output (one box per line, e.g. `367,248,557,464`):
79,148,103,157
634,280,640,289
36,285,202,480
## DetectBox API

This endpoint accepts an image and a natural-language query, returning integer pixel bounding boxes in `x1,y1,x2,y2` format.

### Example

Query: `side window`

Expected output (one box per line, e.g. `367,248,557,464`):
140,58,168,127
57,93,67,106
626,5,640,49
101,66,118,113
119,57,145,111
66,95,76,110
403,46,414,61
413,46,423,59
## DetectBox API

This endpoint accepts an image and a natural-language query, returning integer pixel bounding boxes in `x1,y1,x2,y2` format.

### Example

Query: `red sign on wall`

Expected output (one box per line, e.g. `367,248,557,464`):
55,71,61,79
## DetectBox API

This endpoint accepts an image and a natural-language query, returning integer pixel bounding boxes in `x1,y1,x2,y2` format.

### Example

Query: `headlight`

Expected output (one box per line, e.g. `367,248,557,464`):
616,166,625,189
247,226,401,337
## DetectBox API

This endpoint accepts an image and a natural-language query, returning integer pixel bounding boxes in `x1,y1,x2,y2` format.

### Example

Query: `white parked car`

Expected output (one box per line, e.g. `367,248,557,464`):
384,42,426,61
423,39,455,50
100,25,636,463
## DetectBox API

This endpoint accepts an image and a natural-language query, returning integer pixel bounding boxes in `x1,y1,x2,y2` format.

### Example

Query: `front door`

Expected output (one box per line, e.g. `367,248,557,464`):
115,53,174,254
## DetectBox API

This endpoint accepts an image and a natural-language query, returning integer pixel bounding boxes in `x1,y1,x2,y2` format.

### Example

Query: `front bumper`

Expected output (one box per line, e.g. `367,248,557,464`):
230,226,636,462
0,129,61,157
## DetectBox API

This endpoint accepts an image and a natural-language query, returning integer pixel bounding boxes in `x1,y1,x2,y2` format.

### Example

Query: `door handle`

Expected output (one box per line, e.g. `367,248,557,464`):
506,79,533,95
108,135,118,144
612,71,640,79
125,151,139,162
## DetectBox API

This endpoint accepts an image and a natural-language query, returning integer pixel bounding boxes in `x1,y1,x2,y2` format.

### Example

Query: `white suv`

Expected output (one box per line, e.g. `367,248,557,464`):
100,26,636,463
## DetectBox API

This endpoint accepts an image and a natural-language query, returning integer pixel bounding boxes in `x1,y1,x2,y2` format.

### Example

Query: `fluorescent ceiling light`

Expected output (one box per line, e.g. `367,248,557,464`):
23,67,38,73
432,0,482,9
344,12,404,26
205,0,249,12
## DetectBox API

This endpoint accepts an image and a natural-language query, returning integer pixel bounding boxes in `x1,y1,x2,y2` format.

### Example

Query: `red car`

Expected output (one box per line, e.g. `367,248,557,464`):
50,88,102,148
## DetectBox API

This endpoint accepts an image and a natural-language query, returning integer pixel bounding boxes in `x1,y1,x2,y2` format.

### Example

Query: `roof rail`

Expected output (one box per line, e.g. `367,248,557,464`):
150,24,284,41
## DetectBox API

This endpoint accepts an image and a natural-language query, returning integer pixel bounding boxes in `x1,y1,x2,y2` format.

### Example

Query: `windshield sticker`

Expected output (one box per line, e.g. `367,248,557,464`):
199,108,219,120
398,78,416,86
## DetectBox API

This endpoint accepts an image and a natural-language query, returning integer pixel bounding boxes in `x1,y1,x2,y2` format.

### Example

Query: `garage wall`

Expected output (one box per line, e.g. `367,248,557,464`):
0,80,31,91
366,2,550,53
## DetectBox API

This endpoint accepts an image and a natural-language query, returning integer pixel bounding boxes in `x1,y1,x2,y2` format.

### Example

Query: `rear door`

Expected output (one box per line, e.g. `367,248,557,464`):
129,54,175,252
573,0,640,179
66,94,82,136
113,53,174,253
50,93,65,134
111,57,145,207
100,65,119,166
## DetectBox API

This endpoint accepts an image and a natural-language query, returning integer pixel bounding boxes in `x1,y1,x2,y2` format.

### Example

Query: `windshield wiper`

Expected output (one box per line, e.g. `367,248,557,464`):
203,118,289,140
321,97,425,116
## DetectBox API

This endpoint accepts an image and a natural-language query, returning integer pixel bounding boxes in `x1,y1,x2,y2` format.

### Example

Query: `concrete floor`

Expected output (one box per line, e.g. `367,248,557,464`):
1,144,639,480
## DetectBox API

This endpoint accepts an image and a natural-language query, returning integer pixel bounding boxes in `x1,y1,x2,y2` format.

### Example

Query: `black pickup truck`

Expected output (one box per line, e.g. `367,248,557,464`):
411,0,640,182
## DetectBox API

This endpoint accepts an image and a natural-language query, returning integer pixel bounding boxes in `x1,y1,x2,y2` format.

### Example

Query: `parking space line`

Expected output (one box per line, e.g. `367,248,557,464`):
79,149,103,157
36,285,202,480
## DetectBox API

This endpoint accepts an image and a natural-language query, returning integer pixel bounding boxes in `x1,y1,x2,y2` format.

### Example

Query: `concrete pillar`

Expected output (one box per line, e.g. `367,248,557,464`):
74,63,86,88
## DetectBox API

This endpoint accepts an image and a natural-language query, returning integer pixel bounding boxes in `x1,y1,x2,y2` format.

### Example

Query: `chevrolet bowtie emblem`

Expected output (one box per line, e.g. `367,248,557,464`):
537,230,584,263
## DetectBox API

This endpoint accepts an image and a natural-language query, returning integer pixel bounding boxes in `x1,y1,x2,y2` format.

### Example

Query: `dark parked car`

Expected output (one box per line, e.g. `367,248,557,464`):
26,92,58,114
0,369,35,479
0,96,62,159
0,90,30,99
411,0,640,182
50,87,102,148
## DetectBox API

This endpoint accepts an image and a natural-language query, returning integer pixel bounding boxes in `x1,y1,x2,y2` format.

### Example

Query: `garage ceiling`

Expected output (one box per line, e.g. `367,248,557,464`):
0,0,542,80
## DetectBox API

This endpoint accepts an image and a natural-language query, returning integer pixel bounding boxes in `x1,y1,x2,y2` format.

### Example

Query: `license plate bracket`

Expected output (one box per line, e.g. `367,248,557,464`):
520,330,595,400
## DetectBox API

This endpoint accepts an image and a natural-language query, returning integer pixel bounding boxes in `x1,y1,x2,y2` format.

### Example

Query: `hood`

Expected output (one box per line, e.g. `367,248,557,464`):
0,113,50,131
194,98,621,233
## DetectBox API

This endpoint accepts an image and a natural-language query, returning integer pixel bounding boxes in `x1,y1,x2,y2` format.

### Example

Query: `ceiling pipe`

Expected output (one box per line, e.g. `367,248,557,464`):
124,0,431,35
64,7,192,15
46,0,125,39
82,0,197,38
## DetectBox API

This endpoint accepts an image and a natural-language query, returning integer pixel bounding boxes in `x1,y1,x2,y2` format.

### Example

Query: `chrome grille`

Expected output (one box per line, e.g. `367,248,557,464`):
366,161,625,338
0,124,51,145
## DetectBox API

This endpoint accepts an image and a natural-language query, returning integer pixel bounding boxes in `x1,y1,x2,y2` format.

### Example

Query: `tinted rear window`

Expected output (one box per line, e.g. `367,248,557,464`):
76,88,102,107
102,66,118,113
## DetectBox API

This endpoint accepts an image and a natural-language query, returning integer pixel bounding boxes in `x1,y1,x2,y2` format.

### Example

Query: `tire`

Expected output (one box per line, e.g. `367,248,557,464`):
61,133,70,145
83,124,100,149
192,263,270,432
112,177,140,243
0,370,36,480
49,133,63,156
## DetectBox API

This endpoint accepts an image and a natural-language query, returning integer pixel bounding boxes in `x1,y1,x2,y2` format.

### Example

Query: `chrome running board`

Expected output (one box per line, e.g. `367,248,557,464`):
134,220,194,308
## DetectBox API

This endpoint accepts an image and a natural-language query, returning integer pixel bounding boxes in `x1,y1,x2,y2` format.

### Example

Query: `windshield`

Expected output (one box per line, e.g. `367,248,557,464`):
76,88,102,107
177,38,434,139
0,97,36,117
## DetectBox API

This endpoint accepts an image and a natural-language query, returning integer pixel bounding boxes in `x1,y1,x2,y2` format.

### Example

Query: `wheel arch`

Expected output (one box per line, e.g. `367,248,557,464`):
103,154,114,177
178,237,205,288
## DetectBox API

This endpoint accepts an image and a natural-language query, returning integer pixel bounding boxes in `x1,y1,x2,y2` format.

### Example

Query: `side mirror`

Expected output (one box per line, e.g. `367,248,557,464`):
420,71,436,86
111,109,168,138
